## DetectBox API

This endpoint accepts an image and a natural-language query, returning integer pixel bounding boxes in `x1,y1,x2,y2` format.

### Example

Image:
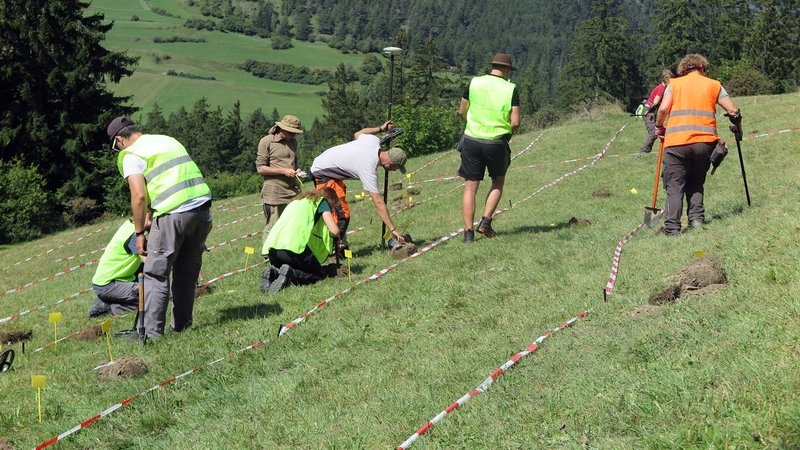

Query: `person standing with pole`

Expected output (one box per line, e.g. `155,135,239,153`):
655,54,741,236
381,46,402,248
458,53,521,243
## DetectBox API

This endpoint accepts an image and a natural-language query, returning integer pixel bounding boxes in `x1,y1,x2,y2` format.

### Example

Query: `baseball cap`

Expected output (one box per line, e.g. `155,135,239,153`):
107,116,137,144
387,147,407,174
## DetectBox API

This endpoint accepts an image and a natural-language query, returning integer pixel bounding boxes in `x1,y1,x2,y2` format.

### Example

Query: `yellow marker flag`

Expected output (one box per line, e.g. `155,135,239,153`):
102,319,114,363
344,249,353,284
344,249,353,259
630,188,638,194
408,196,413,204
244,246,255,270
693,250,705,259
31,375,47,423
48,312,62,347
383,227,393,241
406,173,412,180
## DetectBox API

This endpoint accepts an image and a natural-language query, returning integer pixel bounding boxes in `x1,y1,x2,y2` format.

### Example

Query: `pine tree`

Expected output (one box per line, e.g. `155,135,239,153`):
252,0,276,38
294,9,313,41
744,0,800,93
0,0,137,198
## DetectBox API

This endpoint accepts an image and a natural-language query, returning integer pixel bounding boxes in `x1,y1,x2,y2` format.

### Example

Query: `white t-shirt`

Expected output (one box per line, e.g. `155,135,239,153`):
310,134,381,193
122,154,210,214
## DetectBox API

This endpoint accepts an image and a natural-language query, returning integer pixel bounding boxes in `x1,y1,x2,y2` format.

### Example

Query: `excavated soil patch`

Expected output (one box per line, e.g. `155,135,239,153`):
0,329,32,345
670,254,727,290
98,357,148,381
0,437,14,450
648,286,681,305
388,182,403,191
336,265,350,278
391,243,418,259
568,217,592,226
592,189,612,197
75,324,104,341
407,187,421,195
195,283,214,298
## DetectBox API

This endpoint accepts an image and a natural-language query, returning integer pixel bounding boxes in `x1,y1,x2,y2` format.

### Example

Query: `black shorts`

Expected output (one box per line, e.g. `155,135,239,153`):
457,135,511,181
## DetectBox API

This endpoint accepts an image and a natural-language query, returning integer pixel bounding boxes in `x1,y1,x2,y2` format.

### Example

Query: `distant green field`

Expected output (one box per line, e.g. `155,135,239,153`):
88,0,366,124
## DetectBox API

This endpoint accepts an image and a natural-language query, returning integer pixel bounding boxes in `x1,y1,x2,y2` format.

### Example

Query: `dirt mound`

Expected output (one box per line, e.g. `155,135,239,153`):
75,324,104,341
98,357,148,381
407,187,421,195
0,437,14,450
388,182,403,191
336,265,349,278
0,329,32,345
671,254,727,290
195,283,214,298
391,243,418,259
568,217,592,226
648,285,681,305
592,189,612,197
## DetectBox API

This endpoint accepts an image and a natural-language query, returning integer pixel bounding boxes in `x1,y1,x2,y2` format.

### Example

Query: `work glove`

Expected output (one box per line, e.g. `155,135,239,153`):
726,110,743,141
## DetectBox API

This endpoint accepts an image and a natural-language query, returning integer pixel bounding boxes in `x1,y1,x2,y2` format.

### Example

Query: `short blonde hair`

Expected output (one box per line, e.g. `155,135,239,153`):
677,54,709,76
661,69,674,83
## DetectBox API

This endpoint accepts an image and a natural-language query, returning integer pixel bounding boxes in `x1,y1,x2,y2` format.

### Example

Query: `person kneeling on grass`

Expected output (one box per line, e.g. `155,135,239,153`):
260,188,341,293
88,215,151,317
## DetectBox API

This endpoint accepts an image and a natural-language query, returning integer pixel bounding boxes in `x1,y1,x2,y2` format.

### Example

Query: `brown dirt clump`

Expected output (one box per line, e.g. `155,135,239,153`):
648,285,681,305
75,324,104,341
407,187,421,195
628,304,662,317
0,329,32,345
98,357,148,381
0,437,14,450
391,243,418,259
388,182,403,191
568,217,592,226
195,283,214,298
336,265,349,278
671,253,727,290
592,189,612,197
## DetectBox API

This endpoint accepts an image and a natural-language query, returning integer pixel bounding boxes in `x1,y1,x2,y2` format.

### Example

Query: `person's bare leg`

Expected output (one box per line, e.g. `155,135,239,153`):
482,176,505,218
462,180,480,229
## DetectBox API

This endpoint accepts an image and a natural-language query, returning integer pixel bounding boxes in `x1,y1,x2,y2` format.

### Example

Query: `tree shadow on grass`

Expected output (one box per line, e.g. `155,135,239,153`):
218,302,282,324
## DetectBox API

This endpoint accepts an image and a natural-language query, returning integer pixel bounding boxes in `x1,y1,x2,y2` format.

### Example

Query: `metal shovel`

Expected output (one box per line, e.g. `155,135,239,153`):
643,138,665,227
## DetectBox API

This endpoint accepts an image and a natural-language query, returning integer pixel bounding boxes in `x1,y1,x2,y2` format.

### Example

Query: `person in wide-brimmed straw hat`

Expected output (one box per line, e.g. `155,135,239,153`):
457,52,521,243
256,114,304,256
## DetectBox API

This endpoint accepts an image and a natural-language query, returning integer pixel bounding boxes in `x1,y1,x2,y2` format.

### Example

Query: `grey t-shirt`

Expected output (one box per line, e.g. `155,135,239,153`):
310,134,381,193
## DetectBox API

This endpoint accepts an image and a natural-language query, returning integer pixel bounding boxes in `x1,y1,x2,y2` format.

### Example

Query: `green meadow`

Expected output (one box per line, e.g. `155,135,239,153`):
89,0,366,123
1,93,799,448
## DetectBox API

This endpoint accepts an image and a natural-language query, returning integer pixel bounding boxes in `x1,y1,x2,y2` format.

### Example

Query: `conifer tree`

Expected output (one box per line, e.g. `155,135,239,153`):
744,0,800,93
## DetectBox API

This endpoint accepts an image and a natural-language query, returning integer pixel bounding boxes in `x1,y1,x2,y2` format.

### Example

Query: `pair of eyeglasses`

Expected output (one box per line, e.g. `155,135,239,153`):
111,136,119,151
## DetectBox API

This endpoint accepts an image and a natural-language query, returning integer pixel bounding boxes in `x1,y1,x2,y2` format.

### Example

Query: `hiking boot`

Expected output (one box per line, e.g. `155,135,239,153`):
88,297,111,318
463,229,474,243
690,219,704,230
477,218,497,238
259,266,279,292
638,150,651,155
268,265,294,293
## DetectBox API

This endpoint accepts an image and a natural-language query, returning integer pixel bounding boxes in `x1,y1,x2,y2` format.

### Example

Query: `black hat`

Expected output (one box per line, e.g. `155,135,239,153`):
106,116,136,144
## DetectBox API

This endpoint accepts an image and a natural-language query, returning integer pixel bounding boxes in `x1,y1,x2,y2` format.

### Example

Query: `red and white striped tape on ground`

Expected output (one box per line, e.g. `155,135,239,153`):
397,310,590,449
33,124,626,448
0,226,110,273
215,202,261,213
409,150,455,176
53,247,104,263
206,231,261,251
510,131,546,161
604,224,646,298
0,289,92,324
744,126,799,140
213,212,262,229
1,260,99,298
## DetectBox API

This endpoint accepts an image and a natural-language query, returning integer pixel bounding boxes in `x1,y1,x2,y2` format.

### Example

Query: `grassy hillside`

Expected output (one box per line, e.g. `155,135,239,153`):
1,93,799,448
89,0,365,124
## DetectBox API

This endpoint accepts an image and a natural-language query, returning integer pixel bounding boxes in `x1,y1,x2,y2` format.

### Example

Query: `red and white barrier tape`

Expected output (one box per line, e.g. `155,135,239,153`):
53,247,104,263
213,212,261,229
744,126,799,140
410,150,455,176
206,231,261,251
603,224,646,298
397,310,589,449
1,260,99,297
0,289,92,324
510,131,546,161
0,226,110,273
215,202,261,213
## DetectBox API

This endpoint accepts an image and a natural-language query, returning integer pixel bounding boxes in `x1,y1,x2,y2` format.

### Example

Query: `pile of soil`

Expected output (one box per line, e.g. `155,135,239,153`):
75,324,104,341
98,357,148,381
0,437,14,450
388,182,403,191
391,243,418,259
0,329,32,345
592,189,612,197
648,253,727,305
336,265,350,278
195,283,214,298
568,217,592,227
407,187,421,195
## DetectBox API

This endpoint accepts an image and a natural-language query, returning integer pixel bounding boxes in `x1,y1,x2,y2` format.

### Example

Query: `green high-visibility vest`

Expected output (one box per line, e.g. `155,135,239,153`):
92,221,141,286
263,197,333,264
464,75,516,140
117,134,211,216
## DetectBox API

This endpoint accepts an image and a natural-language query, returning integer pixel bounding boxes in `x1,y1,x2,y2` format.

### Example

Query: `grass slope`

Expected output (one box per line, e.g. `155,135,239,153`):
89,0,365,123
1,94,799,448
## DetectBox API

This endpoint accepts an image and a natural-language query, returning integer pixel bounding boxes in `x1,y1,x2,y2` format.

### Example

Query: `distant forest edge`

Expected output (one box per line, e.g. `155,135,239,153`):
1,0,798,243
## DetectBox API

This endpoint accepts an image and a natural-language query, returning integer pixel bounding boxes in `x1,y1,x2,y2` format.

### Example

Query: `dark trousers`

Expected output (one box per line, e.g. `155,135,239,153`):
640,113,658,153
662,142,714,234
268,246,326,285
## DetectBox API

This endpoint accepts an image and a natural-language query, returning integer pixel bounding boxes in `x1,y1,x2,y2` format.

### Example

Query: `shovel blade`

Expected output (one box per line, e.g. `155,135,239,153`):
644,207,663,228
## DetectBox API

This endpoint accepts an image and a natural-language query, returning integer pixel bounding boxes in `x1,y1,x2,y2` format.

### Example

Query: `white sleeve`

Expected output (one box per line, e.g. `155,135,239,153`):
122,154,146,178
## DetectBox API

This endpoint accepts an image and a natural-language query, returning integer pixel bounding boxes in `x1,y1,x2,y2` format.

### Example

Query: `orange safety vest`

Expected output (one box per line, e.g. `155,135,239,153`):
664,71,721,148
